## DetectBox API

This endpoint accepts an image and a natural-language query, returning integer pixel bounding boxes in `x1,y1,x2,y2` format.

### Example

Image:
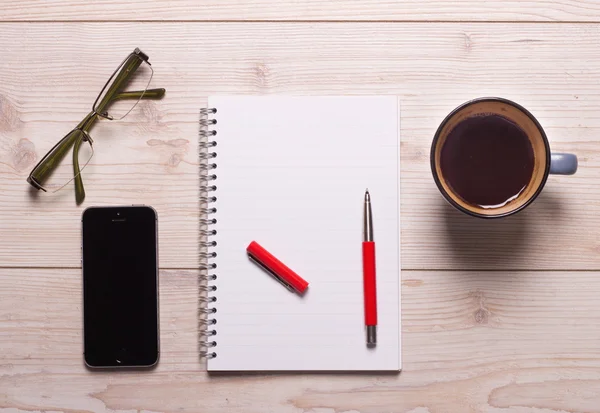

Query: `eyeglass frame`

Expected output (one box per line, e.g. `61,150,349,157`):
27,48,166,204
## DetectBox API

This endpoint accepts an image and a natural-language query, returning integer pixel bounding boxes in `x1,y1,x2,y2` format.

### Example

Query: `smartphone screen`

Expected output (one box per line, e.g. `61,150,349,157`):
82,206,159,368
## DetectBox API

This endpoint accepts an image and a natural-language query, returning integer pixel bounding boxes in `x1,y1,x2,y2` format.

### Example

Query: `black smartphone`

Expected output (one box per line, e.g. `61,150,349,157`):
82,206,159,368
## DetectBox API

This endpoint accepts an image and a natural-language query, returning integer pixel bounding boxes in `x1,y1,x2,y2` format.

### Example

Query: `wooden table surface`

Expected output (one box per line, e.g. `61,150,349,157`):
2,1,600,412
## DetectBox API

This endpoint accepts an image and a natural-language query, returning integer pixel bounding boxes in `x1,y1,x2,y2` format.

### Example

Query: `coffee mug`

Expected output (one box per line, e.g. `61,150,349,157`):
431,98,577,218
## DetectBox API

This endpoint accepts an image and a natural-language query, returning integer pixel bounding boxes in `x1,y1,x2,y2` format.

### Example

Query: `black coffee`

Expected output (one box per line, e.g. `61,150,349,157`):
440,114,534,208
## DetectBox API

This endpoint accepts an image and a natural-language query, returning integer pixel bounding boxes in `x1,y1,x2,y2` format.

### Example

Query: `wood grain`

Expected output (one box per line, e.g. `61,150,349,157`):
0,23,599,269
2,14,600,412
2,0,600,22
2,268,600,412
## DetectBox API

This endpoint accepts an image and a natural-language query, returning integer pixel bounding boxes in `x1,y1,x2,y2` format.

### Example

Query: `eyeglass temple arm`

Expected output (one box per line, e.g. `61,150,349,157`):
73,112,98,204
112,88,166,101
72,135,87,205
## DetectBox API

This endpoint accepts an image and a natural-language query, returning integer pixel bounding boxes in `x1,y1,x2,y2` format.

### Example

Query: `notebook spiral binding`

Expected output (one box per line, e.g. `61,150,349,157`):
199,107,218,360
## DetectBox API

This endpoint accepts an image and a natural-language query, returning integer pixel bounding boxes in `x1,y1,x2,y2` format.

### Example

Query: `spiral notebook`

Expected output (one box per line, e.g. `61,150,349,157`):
199,96,401,371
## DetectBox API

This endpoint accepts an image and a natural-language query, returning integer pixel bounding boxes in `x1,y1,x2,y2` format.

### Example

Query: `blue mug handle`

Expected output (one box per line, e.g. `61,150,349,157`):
550,153,578,175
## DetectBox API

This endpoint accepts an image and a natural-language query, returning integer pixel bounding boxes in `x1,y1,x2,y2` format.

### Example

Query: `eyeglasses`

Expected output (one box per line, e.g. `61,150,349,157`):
27,48,166,204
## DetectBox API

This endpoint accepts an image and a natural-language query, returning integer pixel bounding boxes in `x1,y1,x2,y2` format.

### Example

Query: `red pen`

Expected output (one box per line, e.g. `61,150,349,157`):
362,189,378,346
247,241,309,294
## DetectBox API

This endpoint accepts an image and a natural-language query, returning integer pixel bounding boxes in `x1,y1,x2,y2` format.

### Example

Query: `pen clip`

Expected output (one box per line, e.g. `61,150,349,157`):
248,252,296,293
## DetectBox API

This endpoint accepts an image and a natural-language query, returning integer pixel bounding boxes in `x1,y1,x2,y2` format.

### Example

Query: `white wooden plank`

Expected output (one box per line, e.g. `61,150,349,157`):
1,0,600,22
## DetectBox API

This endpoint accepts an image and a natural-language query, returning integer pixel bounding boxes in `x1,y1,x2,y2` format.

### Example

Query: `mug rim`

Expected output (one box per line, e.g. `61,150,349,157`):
430,97,552,219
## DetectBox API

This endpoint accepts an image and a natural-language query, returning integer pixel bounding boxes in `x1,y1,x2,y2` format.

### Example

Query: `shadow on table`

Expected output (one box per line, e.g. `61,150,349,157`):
26,182,73,203
442,200,529,269
206,370,400,377
441,190,565,269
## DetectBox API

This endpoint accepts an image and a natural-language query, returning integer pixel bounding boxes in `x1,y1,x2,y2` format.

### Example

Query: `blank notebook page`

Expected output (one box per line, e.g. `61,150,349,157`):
208,96,400,371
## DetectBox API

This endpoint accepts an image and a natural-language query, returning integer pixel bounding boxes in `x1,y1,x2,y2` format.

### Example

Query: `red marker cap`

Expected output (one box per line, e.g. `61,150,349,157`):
246,241,309,294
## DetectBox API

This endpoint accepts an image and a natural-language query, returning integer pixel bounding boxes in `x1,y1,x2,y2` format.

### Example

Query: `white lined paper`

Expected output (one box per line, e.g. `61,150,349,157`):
207,96,400,371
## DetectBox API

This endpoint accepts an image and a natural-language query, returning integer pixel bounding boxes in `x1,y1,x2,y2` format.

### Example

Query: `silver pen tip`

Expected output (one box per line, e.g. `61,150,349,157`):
365,189,370,201
366,326,377,346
